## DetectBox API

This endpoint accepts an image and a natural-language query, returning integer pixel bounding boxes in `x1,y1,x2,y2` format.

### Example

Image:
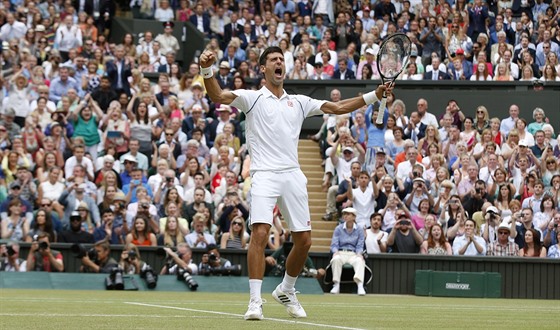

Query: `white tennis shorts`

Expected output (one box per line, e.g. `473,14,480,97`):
249,169,311,232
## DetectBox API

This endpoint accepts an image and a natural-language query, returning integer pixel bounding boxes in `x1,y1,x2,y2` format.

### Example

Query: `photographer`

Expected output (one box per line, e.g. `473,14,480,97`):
26,233,64,272
80,240,118,273
159,243,197,275
119,243,149,274
266,241,324,279
481,205,503,244
198,245,235,274
0,241,26,272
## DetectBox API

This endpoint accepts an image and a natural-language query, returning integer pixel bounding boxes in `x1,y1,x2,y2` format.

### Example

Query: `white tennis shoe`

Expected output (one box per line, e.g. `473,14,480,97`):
244,298,265,320
272,284,307,318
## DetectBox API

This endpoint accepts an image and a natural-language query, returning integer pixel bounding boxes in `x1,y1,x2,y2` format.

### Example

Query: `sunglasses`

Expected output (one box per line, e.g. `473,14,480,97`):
41,203,51,207
498,231,509,235
477,111,484,113
233,222,243,226
165,133,174,136
70,218,81,222
452,25,458,28
548,161,556,164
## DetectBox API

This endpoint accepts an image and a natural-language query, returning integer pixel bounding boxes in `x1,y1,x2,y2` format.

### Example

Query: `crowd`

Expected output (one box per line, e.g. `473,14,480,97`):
0,0,559,275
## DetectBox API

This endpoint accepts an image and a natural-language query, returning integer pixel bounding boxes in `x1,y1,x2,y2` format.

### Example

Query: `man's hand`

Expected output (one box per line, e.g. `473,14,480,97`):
30,241,39,253
199,50,216,68
265,256,276,266
374,83,392,101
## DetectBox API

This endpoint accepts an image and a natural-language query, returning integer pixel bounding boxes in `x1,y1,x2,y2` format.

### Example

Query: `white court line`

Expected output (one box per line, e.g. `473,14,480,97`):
125,301,367,330
0,313,232,319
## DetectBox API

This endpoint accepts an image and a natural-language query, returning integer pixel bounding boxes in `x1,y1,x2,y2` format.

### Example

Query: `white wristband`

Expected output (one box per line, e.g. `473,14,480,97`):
362,91,379,105
200,66,213,79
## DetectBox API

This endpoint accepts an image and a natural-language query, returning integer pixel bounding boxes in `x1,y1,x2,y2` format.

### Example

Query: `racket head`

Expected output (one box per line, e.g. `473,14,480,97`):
376,33,412,81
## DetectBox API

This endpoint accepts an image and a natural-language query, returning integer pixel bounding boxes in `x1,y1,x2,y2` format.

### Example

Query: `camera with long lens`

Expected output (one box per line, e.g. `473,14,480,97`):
176,267,198,291
199,264,242,276
71,243,98,261
140,264,157,289
105,267,124,290
38,241,49,250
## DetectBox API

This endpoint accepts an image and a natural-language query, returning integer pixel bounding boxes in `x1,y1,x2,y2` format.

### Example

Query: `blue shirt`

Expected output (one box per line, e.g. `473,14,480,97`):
330,222,365,255
48,76,83,102
365,104,389,148
122,183,153,203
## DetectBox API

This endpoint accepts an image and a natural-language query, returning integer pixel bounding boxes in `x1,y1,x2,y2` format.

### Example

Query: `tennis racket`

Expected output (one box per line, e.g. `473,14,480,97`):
375,33,412,125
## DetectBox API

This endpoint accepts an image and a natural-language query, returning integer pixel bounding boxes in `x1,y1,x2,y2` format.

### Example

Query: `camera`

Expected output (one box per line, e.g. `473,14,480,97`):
119,202,125,209
399,220,409,226
7,245,16,257
208,252,218,262
166,177,173,183
554,223,558,228
38,241,49,250
476,188,483,194
141,203,149,209
127,250,137,261
71,243,98,261
177,267,198,291
105,267,124,290
413,172,419,178
199,264,242,276
140,264,157,289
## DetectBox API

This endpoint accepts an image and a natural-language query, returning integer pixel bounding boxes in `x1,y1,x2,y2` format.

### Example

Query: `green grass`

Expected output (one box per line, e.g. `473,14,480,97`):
0,289,558,329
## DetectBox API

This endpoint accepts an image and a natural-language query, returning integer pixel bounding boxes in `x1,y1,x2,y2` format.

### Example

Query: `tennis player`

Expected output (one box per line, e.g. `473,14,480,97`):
199,46,389,320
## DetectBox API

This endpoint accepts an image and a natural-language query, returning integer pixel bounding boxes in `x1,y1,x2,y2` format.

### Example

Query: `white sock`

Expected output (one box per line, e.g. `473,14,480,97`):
249,279,262,301
281,273,298,293
356,282,364,289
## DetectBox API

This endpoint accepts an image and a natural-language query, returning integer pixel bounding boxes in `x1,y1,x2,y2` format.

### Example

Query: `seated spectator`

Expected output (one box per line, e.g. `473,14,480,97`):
220,216,247,250
157,216,187,247
364,213,388,254
387,212,423,253
547,230,560,258
420,223,452,255
93,209,122,245
125,215,157,246
519,229,546,257
266,241,325,279
26,233,64,272
186,214,216,249
328,207,366,295
58,211,95,244
452,219,487,256
0,241,27,272
486,220,520,256
80,240,119,273
26,209,57,243
1,198,30,242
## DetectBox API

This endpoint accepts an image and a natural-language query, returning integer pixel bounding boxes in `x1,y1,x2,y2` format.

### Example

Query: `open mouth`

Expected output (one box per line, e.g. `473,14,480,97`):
274,68,283,78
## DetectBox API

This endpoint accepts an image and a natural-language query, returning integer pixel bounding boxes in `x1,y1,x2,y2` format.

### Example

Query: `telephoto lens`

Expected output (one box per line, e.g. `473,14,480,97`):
177,267,198,291
140,264,157,289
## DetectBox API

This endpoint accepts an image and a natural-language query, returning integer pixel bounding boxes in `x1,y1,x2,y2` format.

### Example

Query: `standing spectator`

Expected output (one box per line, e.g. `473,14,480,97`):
467,0,489,40
155,21,180,55
452,219,487,256
387,211,424,253
105,45,132,96
419,16,445,67
364,213,388,254
54,16,83,62
328,207,366,296
49,66,82,103
155,0,175,22
0,13,27,42
58,183,100,228
345,171,378,229
188,3,211,37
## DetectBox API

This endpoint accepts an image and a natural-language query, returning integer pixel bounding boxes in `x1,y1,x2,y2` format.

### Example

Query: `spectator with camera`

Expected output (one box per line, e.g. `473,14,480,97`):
215,191,249,237
512,208,541,249
185,214,216,249
58,211,95,244
26,233,64,272
0,241,27,272
80,240,119,273
266,241,325,279
160,244,198,276
480,205,505,244
58,182,100,229
387,211,424,253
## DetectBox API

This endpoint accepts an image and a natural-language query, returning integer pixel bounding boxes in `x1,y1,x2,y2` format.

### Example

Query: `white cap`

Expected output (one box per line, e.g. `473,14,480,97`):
341,207,357,215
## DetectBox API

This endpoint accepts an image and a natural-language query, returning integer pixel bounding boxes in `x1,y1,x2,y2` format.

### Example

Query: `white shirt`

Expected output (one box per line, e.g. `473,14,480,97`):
452,235,487,256
183,187,213,204
230,87,325,173
396,161,424,182
365,229,388,254
154,8,174,22
64,156,94,180
500,116,517,137
0,21,27,41
351,184,376,229
420,112,439,128
185,231,216,248
55,24,83,52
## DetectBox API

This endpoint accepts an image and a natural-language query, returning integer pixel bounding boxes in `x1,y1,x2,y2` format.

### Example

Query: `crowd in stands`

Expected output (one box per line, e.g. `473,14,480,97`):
0,0,559,274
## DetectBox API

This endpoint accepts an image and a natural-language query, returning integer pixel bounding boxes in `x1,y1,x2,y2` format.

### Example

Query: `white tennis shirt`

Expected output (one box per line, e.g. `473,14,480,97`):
230,86,325,173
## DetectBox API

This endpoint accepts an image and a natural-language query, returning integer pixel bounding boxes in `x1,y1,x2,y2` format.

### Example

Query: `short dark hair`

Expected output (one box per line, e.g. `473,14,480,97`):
101,208,114,216
259,46,283,66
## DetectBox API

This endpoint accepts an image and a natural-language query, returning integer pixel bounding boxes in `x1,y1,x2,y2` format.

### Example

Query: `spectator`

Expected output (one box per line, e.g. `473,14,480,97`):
1,198,30,242
26,233,64,272
186,214,216,249
487,220,520,256
49,66,82,103
93,209,121,245
58,211,95,244
519,228,546,257
420,223,452,255
125,215,157,246
80,240,119,273
452,218,487,255
220,216,247,249
328,207,366,295
387,211,424,253
364,213,388,254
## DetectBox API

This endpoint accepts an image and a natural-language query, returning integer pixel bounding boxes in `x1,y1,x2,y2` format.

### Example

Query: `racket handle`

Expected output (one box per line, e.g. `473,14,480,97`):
375,92,387,125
